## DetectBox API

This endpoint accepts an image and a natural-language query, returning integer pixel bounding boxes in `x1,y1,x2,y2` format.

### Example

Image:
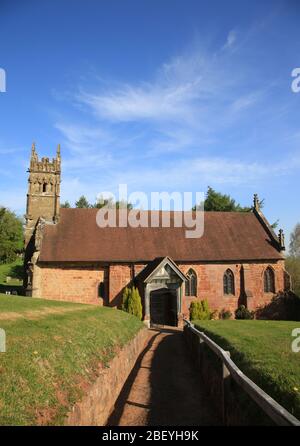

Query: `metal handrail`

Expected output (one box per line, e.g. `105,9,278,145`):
184,319,300,426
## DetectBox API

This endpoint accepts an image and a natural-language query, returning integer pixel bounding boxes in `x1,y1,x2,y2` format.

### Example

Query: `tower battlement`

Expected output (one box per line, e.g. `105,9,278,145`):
25,143,61,247
29,142,61,172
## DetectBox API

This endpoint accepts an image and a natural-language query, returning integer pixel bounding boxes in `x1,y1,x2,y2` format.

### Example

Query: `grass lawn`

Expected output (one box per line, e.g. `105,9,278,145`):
0,259,23,286
193,320,300,420
0,294,144,425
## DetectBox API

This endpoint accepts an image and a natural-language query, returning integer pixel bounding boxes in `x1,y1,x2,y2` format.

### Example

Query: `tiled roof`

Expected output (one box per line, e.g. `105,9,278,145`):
39,208,283,263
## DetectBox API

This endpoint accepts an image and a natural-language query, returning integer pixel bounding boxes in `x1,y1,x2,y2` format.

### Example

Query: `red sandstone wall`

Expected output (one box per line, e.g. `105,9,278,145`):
65,327,149,426
178,261,286,317
38,264,104,305
36,260,286,317
108,264,132,307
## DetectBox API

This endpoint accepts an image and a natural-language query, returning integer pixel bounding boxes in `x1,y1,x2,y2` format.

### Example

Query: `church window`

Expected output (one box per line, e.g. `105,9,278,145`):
223,269,235,295
264,267,275,293
185,269,197,296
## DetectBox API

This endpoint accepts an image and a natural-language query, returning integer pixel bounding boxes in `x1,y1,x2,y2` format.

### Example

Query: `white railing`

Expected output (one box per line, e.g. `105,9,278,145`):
184,320,300,426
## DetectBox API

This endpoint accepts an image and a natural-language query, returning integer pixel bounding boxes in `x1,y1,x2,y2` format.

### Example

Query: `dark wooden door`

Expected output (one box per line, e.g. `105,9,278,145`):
150,291,176,326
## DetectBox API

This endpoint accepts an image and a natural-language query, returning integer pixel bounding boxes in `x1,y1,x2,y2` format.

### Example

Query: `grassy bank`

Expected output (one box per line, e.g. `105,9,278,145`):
0,259,24,296
0,294,144,425
0,259,23,286
193,320,300,420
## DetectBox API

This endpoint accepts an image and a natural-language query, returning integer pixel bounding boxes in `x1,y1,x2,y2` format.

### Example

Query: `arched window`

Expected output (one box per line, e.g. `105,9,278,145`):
42,183,47,193
223,269,235,295
264,267,275,293
185,269,197,296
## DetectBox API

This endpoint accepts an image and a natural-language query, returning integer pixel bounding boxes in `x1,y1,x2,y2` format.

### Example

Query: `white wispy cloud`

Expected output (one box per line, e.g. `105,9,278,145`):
73,42,265,152
53,31,299,203
75,47,234,128
223,30,237,50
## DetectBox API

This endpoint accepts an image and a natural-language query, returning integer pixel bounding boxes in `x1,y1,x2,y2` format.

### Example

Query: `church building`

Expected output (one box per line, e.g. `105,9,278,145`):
24,144,289,326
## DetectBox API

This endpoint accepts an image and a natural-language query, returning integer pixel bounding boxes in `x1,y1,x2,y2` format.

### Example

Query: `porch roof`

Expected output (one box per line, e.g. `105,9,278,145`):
136,257,188,283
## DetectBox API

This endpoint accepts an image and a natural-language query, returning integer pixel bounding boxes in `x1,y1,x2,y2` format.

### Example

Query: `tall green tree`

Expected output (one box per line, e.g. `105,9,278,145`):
0,207,23,263
75,196,90,208
193,187,279,228
193,187,250,212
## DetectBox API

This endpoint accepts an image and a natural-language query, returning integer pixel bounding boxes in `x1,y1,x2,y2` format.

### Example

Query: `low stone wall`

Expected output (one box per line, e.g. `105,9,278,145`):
65,327,150,426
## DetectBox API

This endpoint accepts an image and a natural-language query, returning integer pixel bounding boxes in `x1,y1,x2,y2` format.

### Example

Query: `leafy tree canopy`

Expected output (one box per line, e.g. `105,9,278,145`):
193,187,251,212
0,207,24,263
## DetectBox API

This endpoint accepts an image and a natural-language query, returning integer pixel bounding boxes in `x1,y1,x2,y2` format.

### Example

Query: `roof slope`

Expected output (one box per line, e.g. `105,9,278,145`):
39,208,283,263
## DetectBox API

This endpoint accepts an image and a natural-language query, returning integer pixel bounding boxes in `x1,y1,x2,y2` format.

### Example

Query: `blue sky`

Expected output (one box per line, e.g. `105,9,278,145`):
0,0,299,242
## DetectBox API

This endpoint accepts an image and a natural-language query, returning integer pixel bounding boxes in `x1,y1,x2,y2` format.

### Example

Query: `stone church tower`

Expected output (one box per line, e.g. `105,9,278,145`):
25,143,61,248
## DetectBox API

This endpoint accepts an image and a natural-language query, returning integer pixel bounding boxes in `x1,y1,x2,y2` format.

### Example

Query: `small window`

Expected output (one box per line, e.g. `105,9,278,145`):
185,269,197,296
223,269,235,295
264,267,275,293
42,183,47,193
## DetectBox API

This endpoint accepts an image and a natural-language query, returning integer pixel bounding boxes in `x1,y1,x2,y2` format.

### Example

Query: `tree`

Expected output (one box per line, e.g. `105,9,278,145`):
122,286,130,311
0,207,23,263
285,257,300,298
61,201,71,208
290,223,300,257
192,187,279,227
75,196,90,208
116,200,133,210
128,287,143,320
193,187,250,212
122,286,142,320
286,224,300,298
93,195,133,210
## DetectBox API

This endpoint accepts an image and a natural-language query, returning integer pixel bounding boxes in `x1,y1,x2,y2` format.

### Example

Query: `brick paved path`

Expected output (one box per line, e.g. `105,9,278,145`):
107,328,220,426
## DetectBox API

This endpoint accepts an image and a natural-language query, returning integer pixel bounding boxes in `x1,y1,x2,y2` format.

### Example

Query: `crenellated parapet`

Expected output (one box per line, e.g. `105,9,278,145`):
25,142,61,249
29,142,61,173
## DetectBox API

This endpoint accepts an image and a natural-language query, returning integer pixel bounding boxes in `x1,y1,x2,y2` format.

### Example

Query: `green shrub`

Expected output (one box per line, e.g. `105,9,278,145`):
190,299,213,321
122,286,130,311
122,286,143,320
235,305,254,320
219,308,232,320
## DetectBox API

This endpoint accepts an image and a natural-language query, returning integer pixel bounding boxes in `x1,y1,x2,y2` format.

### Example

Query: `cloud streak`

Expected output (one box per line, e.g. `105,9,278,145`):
53,30,300,207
